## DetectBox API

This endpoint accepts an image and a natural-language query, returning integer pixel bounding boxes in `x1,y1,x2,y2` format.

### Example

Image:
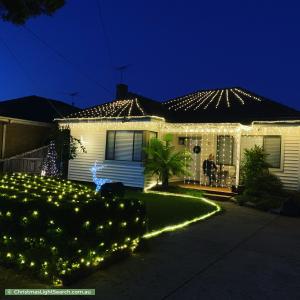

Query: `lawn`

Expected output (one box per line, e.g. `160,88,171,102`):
125,186,220,233
0,175,220,291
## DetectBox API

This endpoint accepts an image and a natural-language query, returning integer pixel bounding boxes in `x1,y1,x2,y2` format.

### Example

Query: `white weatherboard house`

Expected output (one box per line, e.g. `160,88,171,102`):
58,84,300,191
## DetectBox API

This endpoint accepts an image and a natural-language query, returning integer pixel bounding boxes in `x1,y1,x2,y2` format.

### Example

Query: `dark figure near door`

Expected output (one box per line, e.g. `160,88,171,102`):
203,154,217,186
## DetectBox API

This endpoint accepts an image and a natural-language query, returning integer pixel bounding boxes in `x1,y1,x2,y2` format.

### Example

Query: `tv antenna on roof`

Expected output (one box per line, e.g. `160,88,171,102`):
115,64,131,83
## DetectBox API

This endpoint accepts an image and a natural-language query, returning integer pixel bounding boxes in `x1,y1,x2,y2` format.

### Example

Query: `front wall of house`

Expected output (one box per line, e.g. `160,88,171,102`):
66,122,163,189
65,122,300,191
272,134,300,190
241,127,300,191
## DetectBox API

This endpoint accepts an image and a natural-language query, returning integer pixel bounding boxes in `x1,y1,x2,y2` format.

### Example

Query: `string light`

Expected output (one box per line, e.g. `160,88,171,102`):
0,173,146,286
41,141,59,176
67,97,151,119
90,162,111,192
163,88,264,112
142,190,221,239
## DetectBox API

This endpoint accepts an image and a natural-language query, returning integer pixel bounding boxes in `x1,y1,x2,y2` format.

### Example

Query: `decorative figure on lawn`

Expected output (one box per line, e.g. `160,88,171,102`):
41,141,59,176
90,162,112,192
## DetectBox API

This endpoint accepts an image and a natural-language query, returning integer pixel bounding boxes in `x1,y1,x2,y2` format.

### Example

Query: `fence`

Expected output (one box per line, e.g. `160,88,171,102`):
0,146,48,174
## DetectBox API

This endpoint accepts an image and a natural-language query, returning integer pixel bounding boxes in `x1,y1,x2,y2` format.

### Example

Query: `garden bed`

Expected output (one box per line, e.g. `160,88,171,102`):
0,173,146,285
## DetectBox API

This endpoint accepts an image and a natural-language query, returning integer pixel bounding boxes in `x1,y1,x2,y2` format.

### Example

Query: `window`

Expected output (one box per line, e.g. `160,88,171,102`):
106,131,115,160
216,136,234,165
106,130,154,162
263,136,281,168
114,131,135,161
133,132,143,161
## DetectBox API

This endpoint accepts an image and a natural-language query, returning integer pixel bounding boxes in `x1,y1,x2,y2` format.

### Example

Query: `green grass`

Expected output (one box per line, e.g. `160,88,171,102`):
125,186,217,232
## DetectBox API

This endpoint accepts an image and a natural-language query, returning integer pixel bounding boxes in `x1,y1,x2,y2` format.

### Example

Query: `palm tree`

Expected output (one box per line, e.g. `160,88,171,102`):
144,134,191,189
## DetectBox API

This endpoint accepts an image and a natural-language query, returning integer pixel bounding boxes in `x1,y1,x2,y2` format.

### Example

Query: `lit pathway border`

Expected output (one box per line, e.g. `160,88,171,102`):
142,189,222,239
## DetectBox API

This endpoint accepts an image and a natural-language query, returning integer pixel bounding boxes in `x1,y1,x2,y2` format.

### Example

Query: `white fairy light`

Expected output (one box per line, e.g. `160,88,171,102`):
230,89,245,105
235,88,262,102
215,90,224,109
226,89,230,108
192,91,215,111
204,90,219,109
90,162,111,192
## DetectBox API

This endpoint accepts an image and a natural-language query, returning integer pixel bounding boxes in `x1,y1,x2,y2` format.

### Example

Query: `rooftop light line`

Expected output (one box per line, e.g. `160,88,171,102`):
193,91,215,110
226,89,230,107
128,99,134,116
180,91,211,111
215,90,224,108
235,88,262,102
204,90,219,109
230,89,245,105
167,92,207,110
117,101,131,117
135,98,145,115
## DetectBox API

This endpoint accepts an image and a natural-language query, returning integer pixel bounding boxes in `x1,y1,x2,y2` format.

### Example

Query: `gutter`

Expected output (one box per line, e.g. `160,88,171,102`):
55,115,166,123
0,116,52,127
252,120,300,126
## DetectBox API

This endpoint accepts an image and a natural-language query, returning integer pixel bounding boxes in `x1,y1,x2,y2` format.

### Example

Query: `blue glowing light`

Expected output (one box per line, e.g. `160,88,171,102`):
90,162,112,192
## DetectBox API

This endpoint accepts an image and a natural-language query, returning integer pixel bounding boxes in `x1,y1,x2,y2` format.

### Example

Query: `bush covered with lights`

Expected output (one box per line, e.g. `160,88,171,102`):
0,173,147,285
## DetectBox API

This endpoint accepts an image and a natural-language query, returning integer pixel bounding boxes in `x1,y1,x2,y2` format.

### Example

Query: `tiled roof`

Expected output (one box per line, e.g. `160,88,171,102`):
0,95,80,123
64,87,300,124
163,87,300,123
67,92,167,119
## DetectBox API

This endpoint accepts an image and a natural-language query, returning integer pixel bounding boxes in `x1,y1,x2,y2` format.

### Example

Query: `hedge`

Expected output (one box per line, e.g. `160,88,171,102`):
0,173,147,285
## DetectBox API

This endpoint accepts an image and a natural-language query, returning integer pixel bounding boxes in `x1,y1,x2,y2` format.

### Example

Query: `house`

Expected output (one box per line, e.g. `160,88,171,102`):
0,95,79,158
57,84,300,191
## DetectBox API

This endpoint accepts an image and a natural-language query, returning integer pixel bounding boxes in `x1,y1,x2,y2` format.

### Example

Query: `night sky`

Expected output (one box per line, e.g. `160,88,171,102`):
0,0,300,110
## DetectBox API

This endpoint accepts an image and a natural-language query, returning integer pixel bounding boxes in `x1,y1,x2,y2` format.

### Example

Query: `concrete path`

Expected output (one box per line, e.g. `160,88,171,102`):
74,202,300,300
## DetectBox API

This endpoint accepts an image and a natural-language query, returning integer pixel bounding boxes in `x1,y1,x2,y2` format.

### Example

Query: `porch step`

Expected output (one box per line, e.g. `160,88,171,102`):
203,192,234,202
201,188,235,196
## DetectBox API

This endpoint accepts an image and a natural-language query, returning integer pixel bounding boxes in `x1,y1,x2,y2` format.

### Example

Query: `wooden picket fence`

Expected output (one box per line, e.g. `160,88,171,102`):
0,146,48,174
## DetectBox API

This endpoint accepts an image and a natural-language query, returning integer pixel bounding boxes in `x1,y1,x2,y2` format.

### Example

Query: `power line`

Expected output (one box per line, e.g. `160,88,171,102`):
0,34,34,89
22,25,113,95
95,0,114,68
0,34,65,118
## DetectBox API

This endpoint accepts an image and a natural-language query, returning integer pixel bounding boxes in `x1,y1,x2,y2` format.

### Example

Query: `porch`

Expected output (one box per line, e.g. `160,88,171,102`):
172,181,236,201
165,125,243,189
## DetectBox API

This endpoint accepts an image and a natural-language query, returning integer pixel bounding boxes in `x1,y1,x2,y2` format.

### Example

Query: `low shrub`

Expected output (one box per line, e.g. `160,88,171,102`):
0,173,147,285
240,146,285,210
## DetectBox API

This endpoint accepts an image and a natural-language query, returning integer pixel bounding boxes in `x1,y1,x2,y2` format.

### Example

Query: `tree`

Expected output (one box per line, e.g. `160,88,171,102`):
144,134,191,189
0,0,65,25
41,140,59,176
46,124,86,177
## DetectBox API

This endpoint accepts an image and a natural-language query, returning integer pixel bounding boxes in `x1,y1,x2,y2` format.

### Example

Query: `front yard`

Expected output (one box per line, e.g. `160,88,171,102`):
0,174,220,291
126,187,220,236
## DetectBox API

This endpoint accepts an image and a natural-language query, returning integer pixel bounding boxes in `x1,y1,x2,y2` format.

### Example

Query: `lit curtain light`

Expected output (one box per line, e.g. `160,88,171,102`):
184,129,188,184
194,134,198,184
199,133,203,186
228,135,233,188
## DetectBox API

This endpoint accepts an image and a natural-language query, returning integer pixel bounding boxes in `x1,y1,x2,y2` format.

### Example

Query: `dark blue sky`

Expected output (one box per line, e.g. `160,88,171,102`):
1,0,300,110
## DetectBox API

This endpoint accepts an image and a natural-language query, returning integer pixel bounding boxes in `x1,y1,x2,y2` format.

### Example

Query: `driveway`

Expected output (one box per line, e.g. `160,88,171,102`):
73,202,300,300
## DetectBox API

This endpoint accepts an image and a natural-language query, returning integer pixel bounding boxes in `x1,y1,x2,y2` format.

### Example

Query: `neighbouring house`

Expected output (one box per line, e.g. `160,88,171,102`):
58,84,300,191
0,95,79,173
0,95,79,158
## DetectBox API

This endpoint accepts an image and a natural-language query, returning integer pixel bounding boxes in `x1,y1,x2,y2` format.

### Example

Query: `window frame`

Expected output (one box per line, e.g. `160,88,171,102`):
263,135,282,169
216,135,234,166
105,130,156,162
132,131,144,161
